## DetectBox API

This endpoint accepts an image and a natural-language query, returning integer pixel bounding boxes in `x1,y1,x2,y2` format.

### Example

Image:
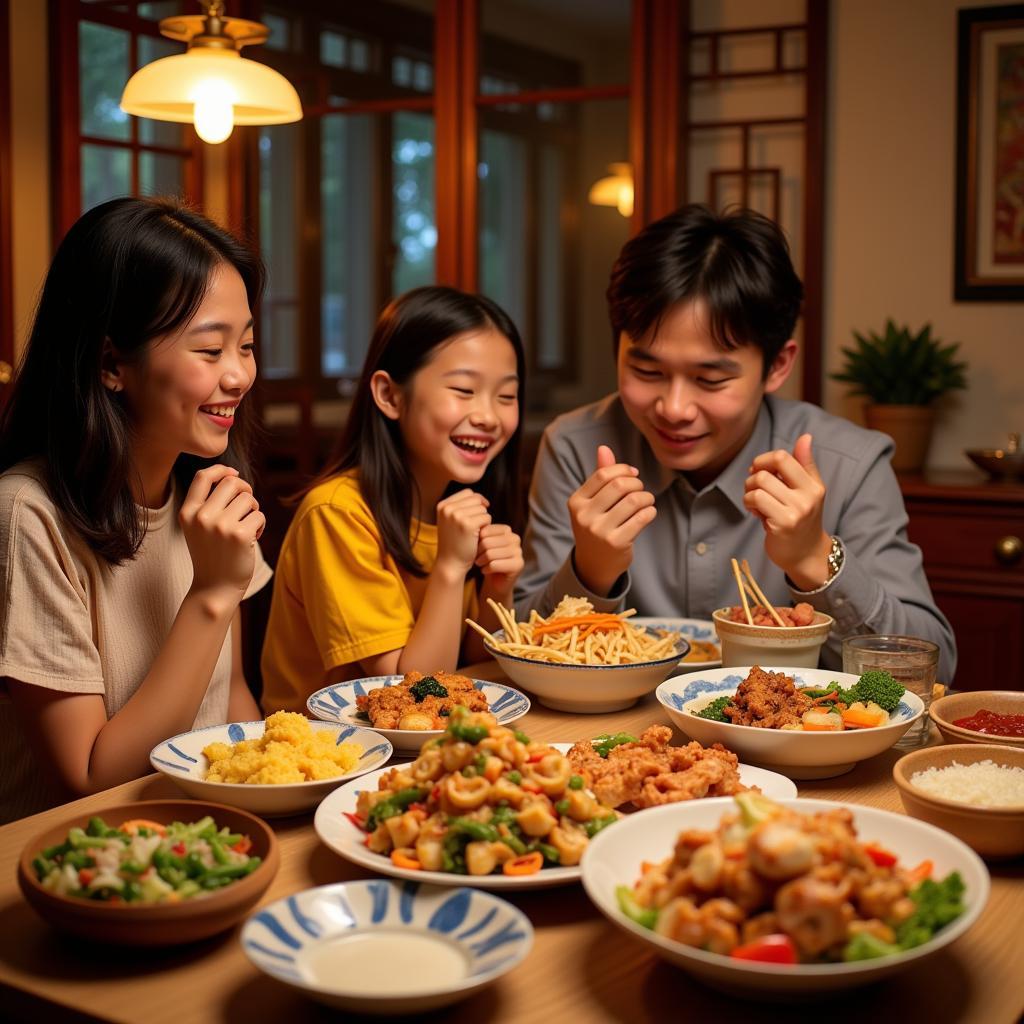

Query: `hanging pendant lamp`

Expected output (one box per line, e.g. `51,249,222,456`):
120,0,302,144
588,162,634,218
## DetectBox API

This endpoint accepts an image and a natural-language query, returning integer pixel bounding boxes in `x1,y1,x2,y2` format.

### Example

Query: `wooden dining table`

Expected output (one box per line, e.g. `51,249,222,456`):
0,661,1021,1024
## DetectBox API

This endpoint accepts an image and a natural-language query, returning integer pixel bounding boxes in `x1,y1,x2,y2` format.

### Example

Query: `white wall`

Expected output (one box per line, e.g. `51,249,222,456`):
825,0,1024,468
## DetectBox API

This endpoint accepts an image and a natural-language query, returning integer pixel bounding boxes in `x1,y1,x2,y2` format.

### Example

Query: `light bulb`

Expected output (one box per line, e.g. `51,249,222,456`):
192,80,235,144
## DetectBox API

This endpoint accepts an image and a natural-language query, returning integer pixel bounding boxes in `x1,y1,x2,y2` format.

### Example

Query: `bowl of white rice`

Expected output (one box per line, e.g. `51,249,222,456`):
893,744,1024,860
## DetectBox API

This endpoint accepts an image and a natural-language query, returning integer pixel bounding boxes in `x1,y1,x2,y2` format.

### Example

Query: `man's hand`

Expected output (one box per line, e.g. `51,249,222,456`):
567,444,656,596
744,433,833,590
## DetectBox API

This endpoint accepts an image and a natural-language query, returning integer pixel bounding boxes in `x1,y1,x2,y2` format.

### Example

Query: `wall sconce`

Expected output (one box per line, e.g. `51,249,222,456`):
588,162,633,217
120,0,302,145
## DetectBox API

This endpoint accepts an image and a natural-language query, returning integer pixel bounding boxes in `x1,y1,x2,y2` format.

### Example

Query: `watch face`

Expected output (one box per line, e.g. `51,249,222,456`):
828,536,844,577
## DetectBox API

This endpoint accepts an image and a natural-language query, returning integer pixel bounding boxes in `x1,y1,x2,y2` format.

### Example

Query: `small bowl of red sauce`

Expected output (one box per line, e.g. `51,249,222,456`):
930,690,1024,749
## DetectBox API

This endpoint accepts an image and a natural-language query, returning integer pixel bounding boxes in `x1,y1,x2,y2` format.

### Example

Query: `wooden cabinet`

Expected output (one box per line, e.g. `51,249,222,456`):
900,473,1024,690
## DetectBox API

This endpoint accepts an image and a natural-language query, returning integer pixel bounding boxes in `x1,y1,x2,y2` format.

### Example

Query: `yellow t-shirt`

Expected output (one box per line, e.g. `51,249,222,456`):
260,472,478,714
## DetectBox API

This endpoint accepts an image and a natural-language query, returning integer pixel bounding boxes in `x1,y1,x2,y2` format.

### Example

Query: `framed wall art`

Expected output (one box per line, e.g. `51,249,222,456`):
955,3,1024,300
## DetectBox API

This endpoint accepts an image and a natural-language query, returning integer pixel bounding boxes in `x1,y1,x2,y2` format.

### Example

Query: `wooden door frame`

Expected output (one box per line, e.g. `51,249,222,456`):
1,0,15,378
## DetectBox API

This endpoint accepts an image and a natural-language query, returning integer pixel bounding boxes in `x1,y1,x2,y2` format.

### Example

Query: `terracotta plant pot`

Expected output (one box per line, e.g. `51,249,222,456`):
864,404,935,474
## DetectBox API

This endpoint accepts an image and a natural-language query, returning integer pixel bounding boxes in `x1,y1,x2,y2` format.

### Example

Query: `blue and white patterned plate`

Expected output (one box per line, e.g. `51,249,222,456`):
240,880,533,1013
631,617,722,672
307,676,531,753
150,721,393,817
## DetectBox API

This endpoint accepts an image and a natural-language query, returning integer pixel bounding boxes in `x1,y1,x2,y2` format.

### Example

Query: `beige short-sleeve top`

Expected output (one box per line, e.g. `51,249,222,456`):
0,462,272,823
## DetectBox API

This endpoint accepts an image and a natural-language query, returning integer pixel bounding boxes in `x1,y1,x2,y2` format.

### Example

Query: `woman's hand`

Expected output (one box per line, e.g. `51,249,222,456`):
435,489,491,580
743,433,833,589
476,524,524,601
179,465,265,607
568,445,656,595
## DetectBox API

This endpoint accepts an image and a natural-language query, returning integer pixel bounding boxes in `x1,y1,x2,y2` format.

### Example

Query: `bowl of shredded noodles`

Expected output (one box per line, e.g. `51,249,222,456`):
467,597,688,713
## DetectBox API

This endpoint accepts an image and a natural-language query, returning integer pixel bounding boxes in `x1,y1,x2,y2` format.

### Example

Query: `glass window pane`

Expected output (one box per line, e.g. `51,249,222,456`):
350,38,371,72
81,144,131,212
320,30,348,68
478,130,526,334
262,12,295,52
321,114,374,377
259,126,301,378
79,22,131,141
137,35,185,147
392,112,435,294
139,151,184,197
138,2,183,19
536,144,564,370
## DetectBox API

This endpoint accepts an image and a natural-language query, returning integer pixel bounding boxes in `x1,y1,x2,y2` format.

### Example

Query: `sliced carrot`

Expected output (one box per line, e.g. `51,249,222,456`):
530,614,627,637
907,858,933,884
391,850,422,870
841,708,888,729
118,818,167,837
503,851,544,876
230,836,252,855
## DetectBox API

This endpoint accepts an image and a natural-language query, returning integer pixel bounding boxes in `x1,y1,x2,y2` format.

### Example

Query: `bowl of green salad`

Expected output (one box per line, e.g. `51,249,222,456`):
18,799,279,945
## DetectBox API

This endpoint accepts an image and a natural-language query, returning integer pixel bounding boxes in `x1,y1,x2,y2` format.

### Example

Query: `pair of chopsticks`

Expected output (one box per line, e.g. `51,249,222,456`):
729,557,787,627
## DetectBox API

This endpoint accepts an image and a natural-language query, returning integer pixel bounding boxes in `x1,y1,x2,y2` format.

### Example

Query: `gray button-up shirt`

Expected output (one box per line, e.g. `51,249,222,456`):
516,393,956,681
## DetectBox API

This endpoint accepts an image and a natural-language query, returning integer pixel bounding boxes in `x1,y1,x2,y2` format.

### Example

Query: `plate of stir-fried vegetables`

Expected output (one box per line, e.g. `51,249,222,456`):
18,799,279,945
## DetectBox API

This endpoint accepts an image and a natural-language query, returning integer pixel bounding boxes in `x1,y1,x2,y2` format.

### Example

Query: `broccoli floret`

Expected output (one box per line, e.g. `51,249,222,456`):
842,930,901,961
895,872,966,949
409,675,448,702
693,696,732,722
848,670,905,713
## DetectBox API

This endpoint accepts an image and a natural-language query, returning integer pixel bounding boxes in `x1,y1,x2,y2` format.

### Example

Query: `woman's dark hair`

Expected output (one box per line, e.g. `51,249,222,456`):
311,285,526,578
606,204,804,375
0,195,265,563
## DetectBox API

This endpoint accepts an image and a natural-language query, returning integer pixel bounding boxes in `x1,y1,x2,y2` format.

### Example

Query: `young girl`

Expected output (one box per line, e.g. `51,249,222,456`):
0,196,270,823
260,286,525,714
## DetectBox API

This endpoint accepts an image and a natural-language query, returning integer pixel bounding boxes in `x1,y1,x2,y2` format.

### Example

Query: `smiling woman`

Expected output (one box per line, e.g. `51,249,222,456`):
0,196,272,824
259,285,528,717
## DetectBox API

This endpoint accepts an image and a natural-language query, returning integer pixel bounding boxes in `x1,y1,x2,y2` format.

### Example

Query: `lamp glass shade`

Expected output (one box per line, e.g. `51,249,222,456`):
120,48,302,126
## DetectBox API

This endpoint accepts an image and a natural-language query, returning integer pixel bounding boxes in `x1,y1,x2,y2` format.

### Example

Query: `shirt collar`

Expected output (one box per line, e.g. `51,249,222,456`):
634,399,774,515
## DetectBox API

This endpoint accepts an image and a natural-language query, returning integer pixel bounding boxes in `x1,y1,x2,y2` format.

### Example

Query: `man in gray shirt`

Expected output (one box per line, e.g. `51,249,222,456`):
516,205,956,681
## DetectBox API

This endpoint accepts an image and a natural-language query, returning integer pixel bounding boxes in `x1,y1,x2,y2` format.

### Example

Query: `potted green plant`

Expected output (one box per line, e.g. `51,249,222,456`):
831,320,968,473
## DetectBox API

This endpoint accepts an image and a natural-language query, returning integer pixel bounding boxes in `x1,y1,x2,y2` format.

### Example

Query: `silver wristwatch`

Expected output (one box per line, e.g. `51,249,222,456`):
825,534,845,582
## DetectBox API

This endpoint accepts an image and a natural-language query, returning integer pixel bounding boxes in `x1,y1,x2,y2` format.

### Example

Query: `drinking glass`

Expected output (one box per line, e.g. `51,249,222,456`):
841,635,940,748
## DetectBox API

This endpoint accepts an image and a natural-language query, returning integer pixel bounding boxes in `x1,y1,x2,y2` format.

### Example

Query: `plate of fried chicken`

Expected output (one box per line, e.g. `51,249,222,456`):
562,725,796,810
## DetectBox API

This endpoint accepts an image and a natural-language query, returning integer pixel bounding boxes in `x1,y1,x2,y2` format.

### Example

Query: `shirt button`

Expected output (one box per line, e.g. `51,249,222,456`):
695,542,707,555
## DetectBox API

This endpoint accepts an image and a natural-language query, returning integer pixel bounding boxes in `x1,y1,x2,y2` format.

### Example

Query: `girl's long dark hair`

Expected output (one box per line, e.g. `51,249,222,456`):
0,196,265,564
311,285,526,578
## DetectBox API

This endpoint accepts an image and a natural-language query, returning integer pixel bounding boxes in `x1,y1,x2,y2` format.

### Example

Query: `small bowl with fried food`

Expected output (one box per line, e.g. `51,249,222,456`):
307,672,531,753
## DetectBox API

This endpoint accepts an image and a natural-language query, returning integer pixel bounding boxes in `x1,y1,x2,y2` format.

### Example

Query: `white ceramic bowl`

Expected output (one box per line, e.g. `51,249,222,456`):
657,667,924,779
307,676,530,753
241,880,532,1014
712,608,833,669
151,721,393,817
483,629,689,713
631,617,722,672
581,797,989,997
